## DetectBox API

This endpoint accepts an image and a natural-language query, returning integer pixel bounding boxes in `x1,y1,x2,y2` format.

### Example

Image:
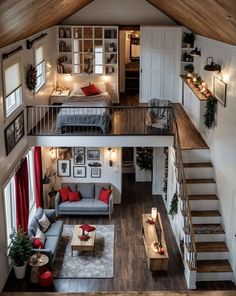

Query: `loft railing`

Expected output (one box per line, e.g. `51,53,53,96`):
173,116,197,270
26,105,173,136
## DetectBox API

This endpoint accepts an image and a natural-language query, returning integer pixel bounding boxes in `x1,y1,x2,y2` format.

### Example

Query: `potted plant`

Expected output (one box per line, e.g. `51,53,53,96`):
184,64,194,77
183,32,195,48
8,228,32,279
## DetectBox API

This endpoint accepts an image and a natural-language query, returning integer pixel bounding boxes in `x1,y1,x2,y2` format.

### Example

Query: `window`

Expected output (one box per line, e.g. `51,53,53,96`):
27,149,36,210
95,46,103,74
35,45,46,92
4,60,22,117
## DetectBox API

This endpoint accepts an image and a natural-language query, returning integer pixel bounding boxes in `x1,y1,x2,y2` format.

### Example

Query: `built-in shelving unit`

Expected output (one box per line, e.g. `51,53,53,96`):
58,26,72,74
181,30,195,75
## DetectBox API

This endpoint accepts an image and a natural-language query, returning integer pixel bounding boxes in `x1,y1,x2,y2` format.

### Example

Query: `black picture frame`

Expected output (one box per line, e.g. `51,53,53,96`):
91,168,101,178
5,111,24,156
74,154,85,165
73,166,86,178
87,149,100,160
57,159,71,177
213,76,227,107
74,147,85,155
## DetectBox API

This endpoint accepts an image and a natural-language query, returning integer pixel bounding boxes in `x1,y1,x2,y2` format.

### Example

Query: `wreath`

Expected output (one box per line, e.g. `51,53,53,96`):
26,64,37,91
136,147,153,171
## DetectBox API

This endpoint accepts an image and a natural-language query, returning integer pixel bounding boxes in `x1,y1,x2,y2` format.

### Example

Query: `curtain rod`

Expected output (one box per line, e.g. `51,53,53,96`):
26,32,47,49
2,46,23,60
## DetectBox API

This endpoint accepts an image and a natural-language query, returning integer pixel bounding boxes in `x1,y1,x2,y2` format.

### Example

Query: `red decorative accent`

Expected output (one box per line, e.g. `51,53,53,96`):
80,224,96,232
68,191,81,202
59,186,71,202
98,187,112,205
81,84,102,96
146,218,155,225
79,235,90,241
39,269,53,287
158,247,165,255
33,238,44,248
34,147,44,208
15,158,29,232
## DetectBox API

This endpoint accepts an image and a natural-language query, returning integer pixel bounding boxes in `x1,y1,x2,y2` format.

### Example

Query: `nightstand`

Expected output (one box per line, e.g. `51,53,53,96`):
50,89,70,104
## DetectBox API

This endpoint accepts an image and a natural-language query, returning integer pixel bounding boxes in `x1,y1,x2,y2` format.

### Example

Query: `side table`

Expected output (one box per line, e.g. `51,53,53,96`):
28,254,49,283
50,89,70,104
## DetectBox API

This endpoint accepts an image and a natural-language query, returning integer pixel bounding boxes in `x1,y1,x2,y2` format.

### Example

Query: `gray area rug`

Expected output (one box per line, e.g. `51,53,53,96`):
53,224,114,278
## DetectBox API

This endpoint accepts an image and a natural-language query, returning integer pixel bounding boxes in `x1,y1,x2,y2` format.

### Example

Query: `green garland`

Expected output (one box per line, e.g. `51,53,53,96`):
169,191,179,219
136,147,153,171
204,96,217,129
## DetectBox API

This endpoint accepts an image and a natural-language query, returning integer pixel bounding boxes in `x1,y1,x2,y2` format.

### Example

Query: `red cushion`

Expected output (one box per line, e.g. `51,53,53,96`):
33,238,44,248
58,186,71,202
39,270,53,287
81,84,102,96
68,191,81,202
98,187,112,205
80,224,96,232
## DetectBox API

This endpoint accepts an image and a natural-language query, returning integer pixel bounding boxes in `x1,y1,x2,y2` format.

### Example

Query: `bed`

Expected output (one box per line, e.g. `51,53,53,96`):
56,92,111,134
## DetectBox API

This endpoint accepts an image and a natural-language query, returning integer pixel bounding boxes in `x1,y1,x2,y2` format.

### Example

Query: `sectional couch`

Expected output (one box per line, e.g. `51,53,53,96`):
55,182,113,218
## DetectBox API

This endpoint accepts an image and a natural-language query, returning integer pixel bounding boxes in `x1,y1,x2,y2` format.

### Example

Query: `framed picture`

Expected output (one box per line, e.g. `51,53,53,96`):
74,154,85,165
74,147,85,155
73,166,86,178
87,149,100,160
91,168,101,178
213,76,227,107
57,148,72,159
5,111,24,156
57,159,71,177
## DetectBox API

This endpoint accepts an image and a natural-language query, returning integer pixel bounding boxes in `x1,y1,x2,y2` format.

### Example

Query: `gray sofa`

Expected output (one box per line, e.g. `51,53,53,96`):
55,182,113,218
28,207,63,266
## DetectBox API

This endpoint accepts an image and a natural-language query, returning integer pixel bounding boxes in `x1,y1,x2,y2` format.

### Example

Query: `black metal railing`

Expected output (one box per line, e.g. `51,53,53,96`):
26,105,174,136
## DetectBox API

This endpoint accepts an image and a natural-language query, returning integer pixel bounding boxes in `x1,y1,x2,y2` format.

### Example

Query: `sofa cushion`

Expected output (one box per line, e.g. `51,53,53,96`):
68,191,81,202
77,183,94,199
95,183,111,199
38,212,51,232
45,221,63,236
61,182,77,192
59,199,94,212
29,217,40,237
44,236,58,257
98,188,112,205
35,207,44,220
93,200,109,212
59,187,71,202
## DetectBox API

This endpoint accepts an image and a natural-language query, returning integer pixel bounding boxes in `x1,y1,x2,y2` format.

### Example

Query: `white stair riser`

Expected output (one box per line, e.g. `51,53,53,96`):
182,149,211,163
184,167,214,179
187,183,216,195
192,216,221,224
197,252,228,260
190,200,219,211
195,233,225,242
196,272,232,281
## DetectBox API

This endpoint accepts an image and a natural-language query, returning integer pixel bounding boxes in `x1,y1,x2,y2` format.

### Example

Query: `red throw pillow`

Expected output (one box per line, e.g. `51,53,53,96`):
68,191,81,202
98,187,112,205
58,186,71,202
80,224,96,232
33,238,44,248
81,84,102,96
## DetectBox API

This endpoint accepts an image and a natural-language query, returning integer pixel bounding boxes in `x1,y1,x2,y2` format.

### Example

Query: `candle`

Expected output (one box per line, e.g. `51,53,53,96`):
192,77,197,83
151,207,157,221
201,82,206,88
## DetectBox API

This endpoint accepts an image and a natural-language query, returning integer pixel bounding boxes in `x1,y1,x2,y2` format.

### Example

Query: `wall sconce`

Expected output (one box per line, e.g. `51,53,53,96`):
107,147,114,166
204,57,221,73
151,207,157,222
190,47,201,56
49,147,57,163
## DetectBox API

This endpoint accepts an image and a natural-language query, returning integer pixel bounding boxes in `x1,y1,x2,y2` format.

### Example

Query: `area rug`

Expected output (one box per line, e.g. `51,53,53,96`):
53,224,114,278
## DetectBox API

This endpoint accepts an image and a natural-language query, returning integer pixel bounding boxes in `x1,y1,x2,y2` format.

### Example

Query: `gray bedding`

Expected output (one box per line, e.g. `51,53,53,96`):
56,93,111,133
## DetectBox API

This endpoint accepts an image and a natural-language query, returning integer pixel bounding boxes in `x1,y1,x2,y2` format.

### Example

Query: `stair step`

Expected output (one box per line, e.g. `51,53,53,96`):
186,178,216,184
193,224,224,234
191,210,221,217
196,242,228,252
188,194,218,200
197,260,232,273
184,162,213,168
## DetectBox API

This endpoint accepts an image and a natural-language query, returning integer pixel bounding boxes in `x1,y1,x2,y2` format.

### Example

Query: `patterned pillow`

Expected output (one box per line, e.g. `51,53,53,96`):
35,228,46,246
38,212,51,232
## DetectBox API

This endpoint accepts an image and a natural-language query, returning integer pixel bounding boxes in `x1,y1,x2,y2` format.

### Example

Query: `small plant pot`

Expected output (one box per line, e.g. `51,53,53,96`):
14,263,27,279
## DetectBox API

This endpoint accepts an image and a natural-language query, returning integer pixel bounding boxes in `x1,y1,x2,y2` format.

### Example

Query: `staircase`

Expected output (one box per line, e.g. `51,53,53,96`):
182,149,233,283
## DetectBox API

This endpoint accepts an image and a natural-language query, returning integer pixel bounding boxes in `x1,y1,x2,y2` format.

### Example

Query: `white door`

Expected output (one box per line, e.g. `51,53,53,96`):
140,27,181,103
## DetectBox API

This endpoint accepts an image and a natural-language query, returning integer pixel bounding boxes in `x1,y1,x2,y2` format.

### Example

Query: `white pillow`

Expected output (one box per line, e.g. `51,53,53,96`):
38,212,51,232
35,228,46,245
71,82,88,95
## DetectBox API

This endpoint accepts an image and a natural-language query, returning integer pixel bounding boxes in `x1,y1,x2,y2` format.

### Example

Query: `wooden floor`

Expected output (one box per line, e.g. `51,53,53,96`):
3,175,236,293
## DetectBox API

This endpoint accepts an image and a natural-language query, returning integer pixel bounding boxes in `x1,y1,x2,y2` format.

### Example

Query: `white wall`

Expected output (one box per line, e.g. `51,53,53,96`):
192,35,236,280
61,0,176,26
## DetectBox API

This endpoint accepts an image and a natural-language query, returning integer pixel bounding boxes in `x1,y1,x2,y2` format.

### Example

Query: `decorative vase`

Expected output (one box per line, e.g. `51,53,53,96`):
14,263,27,279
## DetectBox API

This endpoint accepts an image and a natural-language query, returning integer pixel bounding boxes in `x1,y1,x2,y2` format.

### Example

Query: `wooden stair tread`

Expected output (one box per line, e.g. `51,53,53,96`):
196,242,228,252
184,162,213,168
193,224,225,234
186,178,216,184
197,260,232,273
191,210,221,217
188,194,218,200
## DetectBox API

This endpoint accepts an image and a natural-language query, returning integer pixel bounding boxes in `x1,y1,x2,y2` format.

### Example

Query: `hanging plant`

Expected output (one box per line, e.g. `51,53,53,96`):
204,96,217,129
169,191,179,219
136,147,153,171
26,64,37,91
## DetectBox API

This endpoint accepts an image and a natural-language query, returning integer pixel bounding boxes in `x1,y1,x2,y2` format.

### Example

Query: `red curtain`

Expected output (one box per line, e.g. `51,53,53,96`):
15,158,29,232
34,146,44,208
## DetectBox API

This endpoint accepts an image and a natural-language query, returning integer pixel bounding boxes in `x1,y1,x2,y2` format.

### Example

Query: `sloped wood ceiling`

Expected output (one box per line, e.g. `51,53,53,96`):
0,0,94,48
147,0,236,45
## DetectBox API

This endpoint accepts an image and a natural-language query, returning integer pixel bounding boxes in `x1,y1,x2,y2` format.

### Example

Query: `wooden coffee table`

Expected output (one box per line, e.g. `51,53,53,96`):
71,225,96,257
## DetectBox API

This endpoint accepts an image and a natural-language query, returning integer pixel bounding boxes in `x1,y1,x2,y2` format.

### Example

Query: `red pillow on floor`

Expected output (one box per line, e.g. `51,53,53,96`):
81,84,102,96
33,238,44,248
68,191,81,202
58,186,71,202
98,187,112,205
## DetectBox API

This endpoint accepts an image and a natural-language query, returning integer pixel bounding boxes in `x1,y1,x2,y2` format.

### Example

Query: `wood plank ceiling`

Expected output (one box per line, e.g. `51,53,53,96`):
0,0,236,48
